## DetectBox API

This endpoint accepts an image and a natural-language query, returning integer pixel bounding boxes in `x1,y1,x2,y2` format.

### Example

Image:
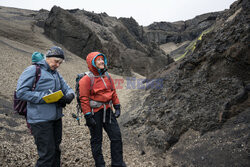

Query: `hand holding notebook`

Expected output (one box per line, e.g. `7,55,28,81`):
42,90,64,103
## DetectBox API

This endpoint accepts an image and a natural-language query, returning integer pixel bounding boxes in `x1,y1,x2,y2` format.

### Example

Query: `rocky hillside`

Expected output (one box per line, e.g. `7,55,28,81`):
0,0,249,166
144,8,224,62
0,5,157,167
145,12,221,45
121,0,250,166
42,6,173,76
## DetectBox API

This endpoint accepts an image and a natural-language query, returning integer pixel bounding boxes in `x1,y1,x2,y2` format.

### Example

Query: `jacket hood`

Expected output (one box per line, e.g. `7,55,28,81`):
32,52,44,63
86,52,108,75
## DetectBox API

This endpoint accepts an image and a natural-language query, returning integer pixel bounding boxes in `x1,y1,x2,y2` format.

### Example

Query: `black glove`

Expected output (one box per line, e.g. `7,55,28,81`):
57,97,67,108
64,93,74,104
113,104,121,118
84,114,96,127
57,93,74,108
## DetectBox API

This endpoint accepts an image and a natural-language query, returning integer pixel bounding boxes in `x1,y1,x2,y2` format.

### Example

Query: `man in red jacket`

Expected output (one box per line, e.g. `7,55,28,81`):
79,52,126,167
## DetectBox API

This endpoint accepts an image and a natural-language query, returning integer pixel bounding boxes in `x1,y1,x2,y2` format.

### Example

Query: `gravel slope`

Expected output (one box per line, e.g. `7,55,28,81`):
0,7,155,166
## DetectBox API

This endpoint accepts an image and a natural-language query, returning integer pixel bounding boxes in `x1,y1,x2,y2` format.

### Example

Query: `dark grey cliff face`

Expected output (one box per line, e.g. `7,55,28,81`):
119,17,147,44
121,0,250,166
145,12,221,44
44,6,173,76
44,7,102,61
34,9,49,28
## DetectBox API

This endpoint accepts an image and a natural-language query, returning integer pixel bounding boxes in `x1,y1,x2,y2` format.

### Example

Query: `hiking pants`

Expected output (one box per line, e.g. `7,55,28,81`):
30,118,62,167
88,108,125,167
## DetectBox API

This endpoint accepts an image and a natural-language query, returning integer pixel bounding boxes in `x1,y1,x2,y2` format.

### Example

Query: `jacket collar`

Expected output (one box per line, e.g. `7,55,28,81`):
36,59,57,73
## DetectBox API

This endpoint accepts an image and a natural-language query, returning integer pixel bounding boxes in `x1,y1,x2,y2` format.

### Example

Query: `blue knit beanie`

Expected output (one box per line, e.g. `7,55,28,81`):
46,46,65,59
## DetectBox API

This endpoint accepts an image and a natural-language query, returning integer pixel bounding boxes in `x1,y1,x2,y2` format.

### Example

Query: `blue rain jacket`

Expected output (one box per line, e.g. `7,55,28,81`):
16,59,74,123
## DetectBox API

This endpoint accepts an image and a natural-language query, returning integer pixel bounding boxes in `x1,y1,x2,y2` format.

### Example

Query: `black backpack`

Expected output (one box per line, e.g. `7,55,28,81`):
73,71,113,125
13,64,41,129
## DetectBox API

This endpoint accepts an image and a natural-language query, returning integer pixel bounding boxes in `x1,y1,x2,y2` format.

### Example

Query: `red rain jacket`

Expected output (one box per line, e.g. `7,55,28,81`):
79,52,120,115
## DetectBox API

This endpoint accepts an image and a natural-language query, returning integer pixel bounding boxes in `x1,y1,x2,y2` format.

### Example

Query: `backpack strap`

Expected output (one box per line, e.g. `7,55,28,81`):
104,72,113,91
85,71,113,92
32,65,41,91
85,71,95,90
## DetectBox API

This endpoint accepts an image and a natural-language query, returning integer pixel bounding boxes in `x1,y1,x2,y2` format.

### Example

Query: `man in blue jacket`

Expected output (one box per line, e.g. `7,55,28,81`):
16,46,74,167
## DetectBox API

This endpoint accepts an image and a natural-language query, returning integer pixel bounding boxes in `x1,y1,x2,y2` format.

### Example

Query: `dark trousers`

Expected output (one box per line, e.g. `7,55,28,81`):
89,108,125,167
30,118,62,167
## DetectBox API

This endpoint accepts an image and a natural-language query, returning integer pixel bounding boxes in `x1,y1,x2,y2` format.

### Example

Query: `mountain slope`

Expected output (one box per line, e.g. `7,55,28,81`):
43,6,173,76
1,0,249,166
121,0,250,166
0,6,154,166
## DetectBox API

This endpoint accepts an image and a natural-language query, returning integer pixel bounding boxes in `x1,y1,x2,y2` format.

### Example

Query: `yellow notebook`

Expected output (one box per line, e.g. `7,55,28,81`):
42,90,64,103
